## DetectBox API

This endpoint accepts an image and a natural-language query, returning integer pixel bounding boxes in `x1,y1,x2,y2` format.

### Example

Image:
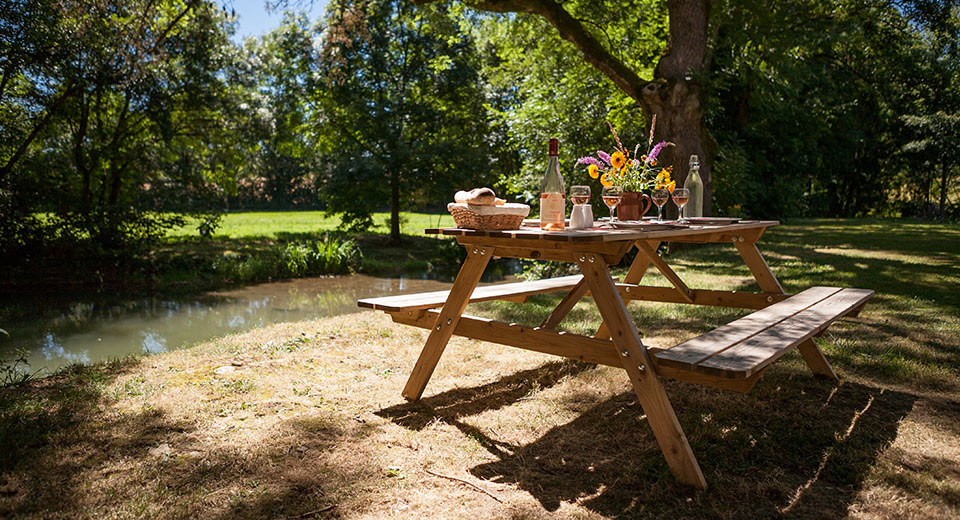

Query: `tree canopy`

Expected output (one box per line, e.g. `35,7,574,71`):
1,0,958,274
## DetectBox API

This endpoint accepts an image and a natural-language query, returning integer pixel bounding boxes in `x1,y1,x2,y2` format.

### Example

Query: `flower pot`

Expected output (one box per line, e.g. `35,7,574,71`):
619,192,652,221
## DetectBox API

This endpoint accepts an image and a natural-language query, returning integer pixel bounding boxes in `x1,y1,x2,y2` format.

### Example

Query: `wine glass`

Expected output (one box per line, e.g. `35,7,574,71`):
570,185,591,206
651,189,669,223
672,188,690,223
601,185,623,222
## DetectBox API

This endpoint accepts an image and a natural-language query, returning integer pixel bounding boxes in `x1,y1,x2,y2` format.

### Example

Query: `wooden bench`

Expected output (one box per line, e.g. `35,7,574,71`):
357,274,585,312
655,286,873,381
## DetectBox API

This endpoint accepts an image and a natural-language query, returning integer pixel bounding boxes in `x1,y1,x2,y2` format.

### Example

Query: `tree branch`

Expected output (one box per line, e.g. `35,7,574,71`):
411,0,648,101
0,81,80,180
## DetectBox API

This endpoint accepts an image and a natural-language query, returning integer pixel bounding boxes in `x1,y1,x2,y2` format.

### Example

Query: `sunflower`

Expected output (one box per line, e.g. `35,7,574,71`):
588,164,599,179
610,151,626,169
600,172,615,187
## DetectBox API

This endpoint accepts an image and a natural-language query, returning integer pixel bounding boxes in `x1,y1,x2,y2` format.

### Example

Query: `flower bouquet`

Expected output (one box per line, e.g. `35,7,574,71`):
576,117,676,219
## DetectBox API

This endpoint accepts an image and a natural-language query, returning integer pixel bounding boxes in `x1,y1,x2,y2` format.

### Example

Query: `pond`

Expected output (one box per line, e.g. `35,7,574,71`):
0,269,520,377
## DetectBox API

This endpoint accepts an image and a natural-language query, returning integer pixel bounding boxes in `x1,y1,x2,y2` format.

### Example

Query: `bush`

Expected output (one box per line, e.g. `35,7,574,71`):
282,236,362,277
208,235,362,284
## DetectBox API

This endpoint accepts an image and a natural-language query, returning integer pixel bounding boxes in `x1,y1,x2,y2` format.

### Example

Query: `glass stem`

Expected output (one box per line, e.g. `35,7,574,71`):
657,205,663,222
611,206,617,222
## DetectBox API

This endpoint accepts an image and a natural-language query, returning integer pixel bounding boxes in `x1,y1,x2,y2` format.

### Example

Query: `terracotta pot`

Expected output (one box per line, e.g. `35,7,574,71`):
619,192,652,221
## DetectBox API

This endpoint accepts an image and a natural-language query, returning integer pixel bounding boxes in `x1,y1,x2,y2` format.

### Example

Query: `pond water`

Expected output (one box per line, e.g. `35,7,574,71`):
0,270,519,377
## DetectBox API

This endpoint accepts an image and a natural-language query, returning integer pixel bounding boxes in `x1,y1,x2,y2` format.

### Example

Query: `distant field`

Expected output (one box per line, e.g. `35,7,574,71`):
167,211,456,239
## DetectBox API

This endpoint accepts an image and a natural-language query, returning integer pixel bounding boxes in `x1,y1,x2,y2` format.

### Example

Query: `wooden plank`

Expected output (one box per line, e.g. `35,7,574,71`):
655,364,766,393
696,288,874,378
655,286,843,369
595,240,660,340
635,240,694,303
578,254,707,489
731,236,841,380
358,275,584,312
393,309,765,393
796,338,838,380
625,240,661,282
424,221,780,243
401,250,491,400
391,310,623,367
616,285,791,309
540,279,589,329
735,241,784,293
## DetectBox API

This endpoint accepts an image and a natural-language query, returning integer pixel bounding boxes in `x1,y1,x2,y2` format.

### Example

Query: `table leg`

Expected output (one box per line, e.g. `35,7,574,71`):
401,248,491,401
578,253,707,490
734,240,839,381
596,240,661,340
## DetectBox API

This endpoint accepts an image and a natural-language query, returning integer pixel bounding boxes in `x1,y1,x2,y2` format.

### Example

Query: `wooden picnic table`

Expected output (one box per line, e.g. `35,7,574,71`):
358,220,873,489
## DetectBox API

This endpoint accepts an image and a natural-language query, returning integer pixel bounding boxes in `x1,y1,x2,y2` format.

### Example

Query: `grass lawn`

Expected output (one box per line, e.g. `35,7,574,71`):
1,219,958,519
150,211,464,290
167,211,456,239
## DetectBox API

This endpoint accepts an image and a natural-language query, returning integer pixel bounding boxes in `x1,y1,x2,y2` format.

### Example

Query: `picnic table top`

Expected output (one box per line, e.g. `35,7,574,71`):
425,220,779,243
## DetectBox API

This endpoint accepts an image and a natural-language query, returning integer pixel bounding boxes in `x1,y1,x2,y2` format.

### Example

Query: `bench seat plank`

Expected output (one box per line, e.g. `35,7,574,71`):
655,286,842,368
696,288,874,378
357,275,584,312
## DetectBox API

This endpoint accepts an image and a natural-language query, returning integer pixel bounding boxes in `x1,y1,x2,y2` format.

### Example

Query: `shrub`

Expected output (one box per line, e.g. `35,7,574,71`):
282,235,362,276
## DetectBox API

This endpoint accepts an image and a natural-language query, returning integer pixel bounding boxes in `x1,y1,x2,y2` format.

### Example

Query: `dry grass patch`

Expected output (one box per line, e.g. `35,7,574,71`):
0,307,956,519
2,219,959,518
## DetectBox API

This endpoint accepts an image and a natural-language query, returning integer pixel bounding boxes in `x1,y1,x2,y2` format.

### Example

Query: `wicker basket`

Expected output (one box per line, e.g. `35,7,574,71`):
447,202,530,230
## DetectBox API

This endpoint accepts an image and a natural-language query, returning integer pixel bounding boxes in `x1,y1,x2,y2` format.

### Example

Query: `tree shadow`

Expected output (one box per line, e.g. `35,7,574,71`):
0,358,156,515
377,360,593,433
0,360,378,519
378,362,915,518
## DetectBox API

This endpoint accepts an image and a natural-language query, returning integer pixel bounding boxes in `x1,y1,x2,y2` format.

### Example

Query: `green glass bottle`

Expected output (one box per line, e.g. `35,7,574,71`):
683,155,703,218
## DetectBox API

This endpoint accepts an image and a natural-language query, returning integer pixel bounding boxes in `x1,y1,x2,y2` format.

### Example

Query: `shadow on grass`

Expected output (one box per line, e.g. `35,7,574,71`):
380,363,915,518
378,360,592,432
0,360,373,519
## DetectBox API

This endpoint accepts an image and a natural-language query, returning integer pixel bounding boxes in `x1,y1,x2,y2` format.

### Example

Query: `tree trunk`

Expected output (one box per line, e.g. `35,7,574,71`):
412,0,716,214
940,161,948,218
641,0,715,217
390,169,401,243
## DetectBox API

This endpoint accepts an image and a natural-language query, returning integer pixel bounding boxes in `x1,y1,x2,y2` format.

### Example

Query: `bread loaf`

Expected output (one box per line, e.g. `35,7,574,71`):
454,187,497,206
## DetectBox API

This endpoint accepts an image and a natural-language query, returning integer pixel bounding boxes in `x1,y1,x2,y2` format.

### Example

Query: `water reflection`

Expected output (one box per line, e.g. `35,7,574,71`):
0,273,518,375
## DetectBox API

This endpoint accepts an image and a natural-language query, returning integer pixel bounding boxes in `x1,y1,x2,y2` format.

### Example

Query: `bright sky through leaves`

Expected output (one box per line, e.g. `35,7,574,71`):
228,0,328,42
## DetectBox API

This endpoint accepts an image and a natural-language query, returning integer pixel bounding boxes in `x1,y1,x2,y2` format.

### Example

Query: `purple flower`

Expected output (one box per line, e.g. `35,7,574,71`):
648,141,669,162
577,156,602,167
597,150,612,165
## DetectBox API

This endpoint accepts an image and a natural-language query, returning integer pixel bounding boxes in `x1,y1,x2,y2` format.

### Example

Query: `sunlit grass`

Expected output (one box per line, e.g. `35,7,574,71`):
167,211,456,239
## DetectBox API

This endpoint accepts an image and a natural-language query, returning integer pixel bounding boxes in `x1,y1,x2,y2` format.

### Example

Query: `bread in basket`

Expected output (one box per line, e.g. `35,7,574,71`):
448,187,530,230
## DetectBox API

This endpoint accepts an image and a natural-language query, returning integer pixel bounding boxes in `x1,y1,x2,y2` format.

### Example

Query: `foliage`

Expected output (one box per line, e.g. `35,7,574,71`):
706,0,960,218
466,1,667,207
283,236,363,276
0,0,246,272
314,0,499,239
208,235,362,283
229,13,323,210
0,349,40,388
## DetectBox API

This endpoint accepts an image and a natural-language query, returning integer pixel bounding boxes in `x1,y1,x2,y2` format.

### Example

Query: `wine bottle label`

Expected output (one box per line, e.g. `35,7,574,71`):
540,192,565,225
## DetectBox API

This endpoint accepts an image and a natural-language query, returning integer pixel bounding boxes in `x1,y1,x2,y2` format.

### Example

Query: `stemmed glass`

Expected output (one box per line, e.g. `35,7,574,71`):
651,189,669,223
570,185,591,206
672,188,690,223
601,185,623,222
